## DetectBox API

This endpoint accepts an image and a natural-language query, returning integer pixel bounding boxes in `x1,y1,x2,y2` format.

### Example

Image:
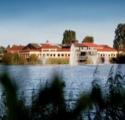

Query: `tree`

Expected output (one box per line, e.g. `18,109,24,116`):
82,36,94,43
12,53,20,64
2,53,27,65
29,54,38,64
113,24,125,49
0,46,5,62
2,53,13,65
0,46,5,54
62,30,76,44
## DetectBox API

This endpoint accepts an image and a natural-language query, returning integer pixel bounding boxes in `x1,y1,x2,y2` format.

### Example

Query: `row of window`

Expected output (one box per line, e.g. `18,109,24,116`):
79,47,94,50
80,51,96,56
42,49,56,52
20,53,70,58
42,53,70,57
99,53,116,57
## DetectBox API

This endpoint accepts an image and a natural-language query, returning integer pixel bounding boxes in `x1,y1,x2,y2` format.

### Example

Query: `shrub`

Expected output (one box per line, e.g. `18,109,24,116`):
47,58,69,64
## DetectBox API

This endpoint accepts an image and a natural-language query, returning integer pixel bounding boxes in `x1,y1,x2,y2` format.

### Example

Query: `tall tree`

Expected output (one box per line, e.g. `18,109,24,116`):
82,36,94,43
62,30,76,44
29,54,38,64
0,46,5,54
113,24,125,49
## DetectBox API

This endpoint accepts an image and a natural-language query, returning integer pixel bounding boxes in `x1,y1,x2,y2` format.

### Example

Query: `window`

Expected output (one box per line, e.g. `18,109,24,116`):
80,52,86,56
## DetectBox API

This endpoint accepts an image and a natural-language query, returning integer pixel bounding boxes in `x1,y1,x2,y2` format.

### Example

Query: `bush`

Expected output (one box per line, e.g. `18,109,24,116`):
47,58,69,64
2,53,27,65
110,54,125,64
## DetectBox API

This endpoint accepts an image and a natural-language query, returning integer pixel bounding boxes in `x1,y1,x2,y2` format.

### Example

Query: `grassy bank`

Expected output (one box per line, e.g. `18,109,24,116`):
47,58,69,64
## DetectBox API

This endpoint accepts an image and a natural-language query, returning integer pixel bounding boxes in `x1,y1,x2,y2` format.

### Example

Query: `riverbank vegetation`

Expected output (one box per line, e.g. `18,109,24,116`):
2,53,39,65
47,58,69,64
0,65,125,119
1,53,69,65
110,54,125,64
2,53,27,65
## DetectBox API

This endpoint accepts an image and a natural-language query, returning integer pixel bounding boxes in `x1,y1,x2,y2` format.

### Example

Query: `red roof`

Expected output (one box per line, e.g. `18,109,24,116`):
20,49,41,52
7,45,24,52
41,43,60,49
74,42,117,52
97,45,116,52
74,42,99,47
57,48,70,52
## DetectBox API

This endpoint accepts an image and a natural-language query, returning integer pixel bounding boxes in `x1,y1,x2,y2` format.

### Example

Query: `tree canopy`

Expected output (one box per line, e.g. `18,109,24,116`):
62,30,76,44
113,24,125,49
0,46,5,54
82,36,94,43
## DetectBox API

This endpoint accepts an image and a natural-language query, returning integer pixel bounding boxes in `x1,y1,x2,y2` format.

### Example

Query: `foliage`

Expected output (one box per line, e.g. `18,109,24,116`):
1,65,125,119
2,53,27,65
110,54,125,64
0,72,92,120
0,46,5,54
0,72,30,120
12,53,20,64
2,53,13,65
47,58,69,64
113,24,125,49
29,54,38,64
62,30,76,44
82,36,94,43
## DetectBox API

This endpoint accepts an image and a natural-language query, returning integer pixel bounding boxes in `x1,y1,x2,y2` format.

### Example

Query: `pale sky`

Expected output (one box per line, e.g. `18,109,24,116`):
0,0,125,47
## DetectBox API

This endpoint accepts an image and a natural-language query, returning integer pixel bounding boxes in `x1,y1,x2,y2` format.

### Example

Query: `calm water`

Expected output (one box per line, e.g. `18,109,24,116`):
0,64,116,101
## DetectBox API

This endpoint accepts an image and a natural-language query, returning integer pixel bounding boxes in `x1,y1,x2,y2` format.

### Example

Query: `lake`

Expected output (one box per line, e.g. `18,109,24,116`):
0,64,119,102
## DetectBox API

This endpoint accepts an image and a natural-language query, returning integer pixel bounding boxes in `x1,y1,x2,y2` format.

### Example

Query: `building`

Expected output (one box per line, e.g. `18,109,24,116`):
5,42,119,65
6,45,24,53
18,43,70,64
70,42,117,65
40,43,70,58
19,43,41,60
96,45,117,61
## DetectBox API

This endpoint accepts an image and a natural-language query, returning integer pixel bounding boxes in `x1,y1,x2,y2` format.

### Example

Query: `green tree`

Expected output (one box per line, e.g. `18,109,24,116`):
2,53,27,65
82,36,94,43
12,53,20,64
113,24,125,49
0,46,5,54
62,30,76,44
19,56,27,64
29,54,38,64
2,53,13,65
0,46,5,62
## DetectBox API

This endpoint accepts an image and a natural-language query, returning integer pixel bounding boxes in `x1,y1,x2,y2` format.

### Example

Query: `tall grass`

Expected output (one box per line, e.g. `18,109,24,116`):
0,65,125,120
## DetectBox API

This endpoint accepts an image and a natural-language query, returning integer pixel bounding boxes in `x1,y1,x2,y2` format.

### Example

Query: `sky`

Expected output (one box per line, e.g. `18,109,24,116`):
0,0,125,47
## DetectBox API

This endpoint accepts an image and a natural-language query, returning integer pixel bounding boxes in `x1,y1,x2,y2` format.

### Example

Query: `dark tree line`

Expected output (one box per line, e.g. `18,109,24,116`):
62,30,76,44
82,36,94,43
113,23,125,49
